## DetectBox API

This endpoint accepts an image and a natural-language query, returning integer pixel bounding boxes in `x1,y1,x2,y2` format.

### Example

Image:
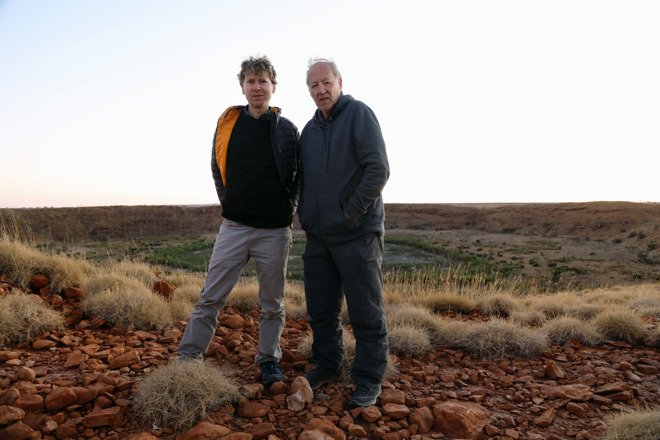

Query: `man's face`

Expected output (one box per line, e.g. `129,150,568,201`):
307,63,342,119
242,71,275,111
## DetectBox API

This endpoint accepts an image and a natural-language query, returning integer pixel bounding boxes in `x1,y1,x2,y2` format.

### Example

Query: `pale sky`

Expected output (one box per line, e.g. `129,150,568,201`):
1,0,658,208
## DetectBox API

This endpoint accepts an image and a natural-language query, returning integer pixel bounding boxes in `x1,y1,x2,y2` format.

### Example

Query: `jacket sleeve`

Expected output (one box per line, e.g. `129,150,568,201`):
290,127,302,212
344,104,390,220
211,131,225,203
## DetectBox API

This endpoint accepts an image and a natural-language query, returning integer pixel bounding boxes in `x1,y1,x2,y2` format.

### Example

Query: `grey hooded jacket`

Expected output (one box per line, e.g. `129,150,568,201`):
298,93,389,243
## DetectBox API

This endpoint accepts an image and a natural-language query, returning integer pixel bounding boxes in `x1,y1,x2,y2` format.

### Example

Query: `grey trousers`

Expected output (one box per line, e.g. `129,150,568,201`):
303,232,389,386
178,219,292,364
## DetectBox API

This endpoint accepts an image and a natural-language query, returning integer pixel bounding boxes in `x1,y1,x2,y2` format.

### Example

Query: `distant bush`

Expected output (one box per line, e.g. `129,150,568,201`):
133,361,241,430
0,293,64,347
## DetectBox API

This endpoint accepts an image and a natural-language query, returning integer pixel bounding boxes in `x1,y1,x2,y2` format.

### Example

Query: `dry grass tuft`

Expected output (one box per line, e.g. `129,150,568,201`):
478,294,520,318
0,236,93,293
510,309,547,327
646,326,660,348
455,319,549,360
416,292,476,314
82,281,173,330
388,324,433,357
592,309,648,345
542,316,603,347
601,408,660,440
133,361,241,430
0,293,64,347
226,283,261,312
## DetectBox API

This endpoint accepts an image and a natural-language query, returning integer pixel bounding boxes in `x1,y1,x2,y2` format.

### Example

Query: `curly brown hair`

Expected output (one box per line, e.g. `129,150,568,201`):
237,55,277,86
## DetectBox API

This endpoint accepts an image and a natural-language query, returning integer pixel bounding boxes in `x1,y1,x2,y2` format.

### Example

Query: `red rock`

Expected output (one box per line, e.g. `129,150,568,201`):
176,421,231,440
16,367,35,381
64,287,84,299
409,406,434,434
381,403,410,419
32,339,57,349
379,388,405,405
0,420,33,440
303,418,346,440
0,351,19,362
219,314,245,329
535,408,556,427
153,281,176,299
108,350,140,369
545,361,565,379
542,384,592,401
64,352,88,368
636,364,660,374
348,423,366,437
126,434,159,440
0,389,20,406
247,422,276,439
14,394,44,412
0,406,25,425
236,400,270,418
566,402,587,418
55,422,78,439
433,401,490,440
361,405,382,422
28,274,49,290
45,387,77,411
239,384,263,400
82,406,123,427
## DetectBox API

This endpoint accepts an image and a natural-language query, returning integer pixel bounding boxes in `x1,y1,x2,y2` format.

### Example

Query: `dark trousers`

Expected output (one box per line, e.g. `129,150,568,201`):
303,232,388,386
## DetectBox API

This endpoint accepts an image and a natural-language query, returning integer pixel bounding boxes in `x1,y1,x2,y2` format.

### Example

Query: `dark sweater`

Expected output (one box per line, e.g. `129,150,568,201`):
221,111,292,228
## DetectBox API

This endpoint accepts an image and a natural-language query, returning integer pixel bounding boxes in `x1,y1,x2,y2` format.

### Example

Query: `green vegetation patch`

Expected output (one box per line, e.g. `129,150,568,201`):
148,240,215,271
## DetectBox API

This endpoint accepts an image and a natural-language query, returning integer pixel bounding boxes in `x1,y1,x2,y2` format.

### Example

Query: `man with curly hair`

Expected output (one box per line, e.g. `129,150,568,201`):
177,55,300,386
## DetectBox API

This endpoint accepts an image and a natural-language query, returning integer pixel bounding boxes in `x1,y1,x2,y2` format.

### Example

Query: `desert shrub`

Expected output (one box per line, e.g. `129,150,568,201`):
225,283,260,312
528,292,580,318
455,319,549,360
170,298,195,322
542,316,603,347
298,330,398,383
388,324,433,357
601,408,660,440
416,292,475,314
171,284,201,306
161,269,205,289
385,303,443,333
592,309,648,345
0,293,64,347
638,305,660,318
510,309,547,327
105,260,157,284
432,318,471,347
133,361,241,430
83,282,173,330
646,326,660,348
478,293,519,318
0,237,93,293
567,302,605,319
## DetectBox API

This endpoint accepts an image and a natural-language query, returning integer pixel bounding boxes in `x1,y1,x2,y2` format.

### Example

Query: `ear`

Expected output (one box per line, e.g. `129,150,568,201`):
272,84,276,94
339,77,343,91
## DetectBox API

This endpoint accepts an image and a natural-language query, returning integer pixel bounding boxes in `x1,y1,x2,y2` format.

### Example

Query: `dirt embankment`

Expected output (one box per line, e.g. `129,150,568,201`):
2,202,659,244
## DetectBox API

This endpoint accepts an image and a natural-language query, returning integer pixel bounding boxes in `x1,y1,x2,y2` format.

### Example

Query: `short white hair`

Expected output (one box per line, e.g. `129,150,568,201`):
306,57,342,85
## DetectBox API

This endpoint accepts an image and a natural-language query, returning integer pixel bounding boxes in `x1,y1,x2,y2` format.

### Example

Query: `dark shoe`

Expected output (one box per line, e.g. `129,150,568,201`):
304,366,340,390
260,361,284,385
176,353,203,363
349,383,382,407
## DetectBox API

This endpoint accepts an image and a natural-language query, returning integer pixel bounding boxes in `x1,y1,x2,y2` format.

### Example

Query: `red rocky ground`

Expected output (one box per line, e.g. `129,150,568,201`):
1,275,660,440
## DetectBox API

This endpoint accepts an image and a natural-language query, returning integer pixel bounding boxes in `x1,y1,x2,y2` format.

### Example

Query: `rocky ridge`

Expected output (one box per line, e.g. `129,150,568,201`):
1,274,660,440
